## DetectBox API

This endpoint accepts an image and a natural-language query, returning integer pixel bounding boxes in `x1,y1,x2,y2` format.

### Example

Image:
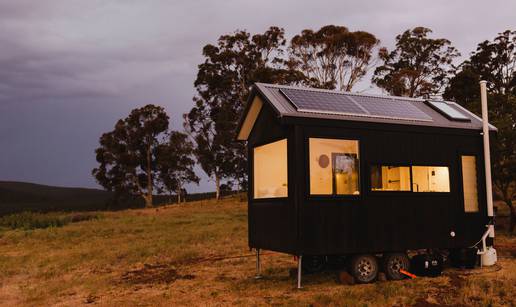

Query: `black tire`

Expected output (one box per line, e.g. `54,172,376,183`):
383,252,410,280
302,255,326,274
349,254,378,283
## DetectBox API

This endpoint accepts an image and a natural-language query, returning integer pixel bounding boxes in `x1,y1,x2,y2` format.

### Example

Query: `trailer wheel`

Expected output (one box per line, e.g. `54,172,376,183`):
350,254,378,283
383,252,410,280
302,255,326,274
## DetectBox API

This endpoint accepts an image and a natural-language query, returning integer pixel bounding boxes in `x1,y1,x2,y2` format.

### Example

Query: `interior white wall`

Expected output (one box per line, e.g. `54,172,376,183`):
412,166,450,192
309,138,359,195
253,139,288,199
462,156,479,212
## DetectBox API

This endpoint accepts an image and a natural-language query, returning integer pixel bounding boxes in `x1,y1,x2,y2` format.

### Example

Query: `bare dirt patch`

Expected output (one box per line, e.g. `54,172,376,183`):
121,263,195,285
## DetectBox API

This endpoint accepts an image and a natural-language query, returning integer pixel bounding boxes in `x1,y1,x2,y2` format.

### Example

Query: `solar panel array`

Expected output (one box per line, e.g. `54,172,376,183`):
279,88,433,122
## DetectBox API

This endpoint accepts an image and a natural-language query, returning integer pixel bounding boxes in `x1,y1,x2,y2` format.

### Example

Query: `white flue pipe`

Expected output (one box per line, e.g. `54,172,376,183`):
480,81,495,238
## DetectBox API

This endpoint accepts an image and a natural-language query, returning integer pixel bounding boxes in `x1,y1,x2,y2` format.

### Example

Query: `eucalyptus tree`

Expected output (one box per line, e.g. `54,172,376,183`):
290,25,380,91
93,105,169,207
185,26,303,199
157,131,199,203
373,27,460,98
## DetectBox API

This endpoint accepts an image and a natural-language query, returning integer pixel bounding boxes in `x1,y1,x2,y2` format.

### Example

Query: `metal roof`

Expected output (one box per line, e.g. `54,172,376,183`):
256,82,494,127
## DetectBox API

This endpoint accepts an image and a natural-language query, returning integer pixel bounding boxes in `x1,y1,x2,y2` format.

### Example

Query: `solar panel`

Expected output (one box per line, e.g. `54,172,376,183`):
350,95,432,121
279,88,433,122
280,88,366,115
426,101,471,122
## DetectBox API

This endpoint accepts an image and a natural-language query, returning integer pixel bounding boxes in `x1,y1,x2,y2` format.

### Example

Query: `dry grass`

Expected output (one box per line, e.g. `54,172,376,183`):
0,196,514,306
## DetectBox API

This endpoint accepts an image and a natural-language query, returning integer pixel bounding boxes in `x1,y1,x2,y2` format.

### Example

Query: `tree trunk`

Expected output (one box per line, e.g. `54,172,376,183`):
215,174,221,200
177,186,181,204
237,180,242,201
145,142,153,208
144,194,153,208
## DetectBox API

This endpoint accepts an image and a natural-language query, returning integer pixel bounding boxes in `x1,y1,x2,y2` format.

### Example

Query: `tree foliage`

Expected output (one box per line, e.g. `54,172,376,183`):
185,26,303,199
157,131,199,203
373,27,460,98
444,30,516,232
92,105,169,207
290,25,380,91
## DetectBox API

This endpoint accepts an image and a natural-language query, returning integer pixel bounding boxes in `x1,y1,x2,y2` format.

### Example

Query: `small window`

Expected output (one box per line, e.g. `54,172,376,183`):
309,138,360,195
462,156,479,212
253,139,288,199
371,166,411,191
412,166,450,192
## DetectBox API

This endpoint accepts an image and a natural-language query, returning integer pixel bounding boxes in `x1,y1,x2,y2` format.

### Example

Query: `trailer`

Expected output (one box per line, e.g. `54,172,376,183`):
236,82,497,286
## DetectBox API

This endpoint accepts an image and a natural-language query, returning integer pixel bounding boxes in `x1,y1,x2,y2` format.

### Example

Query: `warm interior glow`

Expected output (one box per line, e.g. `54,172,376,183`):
309,138,359,195
371,166,411,191
462,156,479,212
253,139,288,199
412,166,450,192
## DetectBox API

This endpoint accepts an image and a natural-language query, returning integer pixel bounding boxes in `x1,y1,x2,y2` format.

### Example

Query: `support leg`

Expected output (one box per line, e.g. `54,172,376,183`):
255,248,262,279
297,255,302,289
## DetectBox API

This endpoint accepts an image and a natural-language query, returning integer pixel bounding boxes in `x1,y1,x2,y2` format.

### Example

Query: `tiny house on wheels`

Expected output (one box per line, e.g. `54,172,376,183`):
236,82,498,286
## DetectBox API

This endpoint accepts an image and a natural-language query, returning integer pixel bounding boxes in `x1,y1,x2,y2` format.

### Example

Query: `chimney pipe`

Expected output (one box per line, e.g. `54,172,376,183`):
480,80,494,239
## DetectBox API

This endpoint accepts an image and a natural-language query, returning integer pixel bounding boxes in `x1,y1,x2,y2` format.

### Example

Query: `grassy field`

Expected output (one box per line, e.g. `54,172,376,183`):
0,196,514,306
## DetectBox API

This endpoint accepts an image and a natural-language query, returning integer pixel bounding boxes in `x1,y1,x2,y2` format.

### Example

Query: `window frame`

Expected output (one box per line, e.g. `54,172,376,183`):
306,136,362,199
410,165,451,193
369,164,413,193
459,154,481,214
251,137,289,201
368,163,452,195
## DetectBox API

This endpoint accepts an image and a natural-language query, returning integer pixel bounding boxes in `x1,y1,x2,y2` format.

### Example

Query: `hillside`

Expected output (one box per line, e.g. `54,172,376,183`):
0,181,114,215
0,181,229,216
0,196,514,306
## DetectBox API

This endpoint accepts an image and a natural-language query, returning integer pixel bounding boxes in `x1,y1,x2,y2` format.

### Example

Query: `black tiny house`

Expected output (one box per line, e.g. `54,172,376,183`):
236,83,497,284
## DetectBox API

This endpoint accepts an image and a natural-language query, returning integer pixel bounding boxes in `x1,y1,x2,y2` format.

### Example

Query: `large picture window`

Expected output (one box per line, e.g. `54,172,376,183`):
412,166,450,192
253,139,288,199
309,138,360,195
370,165,451,193
371,166,411,191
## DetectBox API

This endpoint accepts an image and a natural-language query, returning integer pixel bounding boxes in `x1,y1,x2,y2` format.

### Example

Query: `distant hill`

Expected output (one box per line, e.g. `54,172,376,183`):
0,181,115,215
0,181,233,216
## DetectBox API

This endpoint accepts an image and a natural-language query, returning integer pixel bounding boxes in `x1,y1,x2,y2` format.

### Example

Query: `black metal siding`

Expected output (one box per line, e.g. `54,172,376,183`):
247,100,489,256
247,104,296,254
296,120,488,255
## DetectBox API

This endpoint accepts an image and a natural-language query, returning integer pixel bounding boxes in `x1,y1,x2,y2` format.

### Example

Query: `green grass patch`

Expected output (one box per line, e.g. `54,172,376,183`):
0,212,99,230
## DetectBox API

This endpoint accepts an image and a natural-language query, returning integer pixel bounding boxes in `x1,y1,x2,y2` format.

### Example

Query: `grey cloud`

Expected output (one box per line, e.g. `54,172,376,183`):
0,0,514,190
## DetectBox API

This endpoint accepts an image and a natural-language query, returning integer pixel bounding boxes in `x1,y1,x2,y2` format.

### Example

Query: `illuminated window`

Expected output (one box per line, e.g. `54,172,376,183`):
309,138,359,195
253,139,288,199
461,156,479,212
371,166,411,191
412,166,450,192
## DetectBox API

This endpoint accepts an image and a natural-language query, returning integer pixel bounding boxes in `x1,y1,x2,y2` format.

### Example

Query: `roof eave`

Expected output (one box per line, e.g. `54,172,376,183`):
234,87,258,141
235,83,284,141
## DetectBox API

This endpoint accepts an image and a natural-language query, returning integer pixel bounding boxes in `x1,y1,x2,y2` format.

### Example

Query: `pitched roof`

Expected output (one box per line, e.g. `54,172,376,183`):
236,83,496,140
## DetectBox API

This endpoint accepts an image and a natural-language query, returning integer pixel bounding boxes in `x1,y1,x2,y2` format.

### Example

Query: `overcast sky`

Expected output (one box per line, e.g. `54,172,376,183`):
0,0,515,192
